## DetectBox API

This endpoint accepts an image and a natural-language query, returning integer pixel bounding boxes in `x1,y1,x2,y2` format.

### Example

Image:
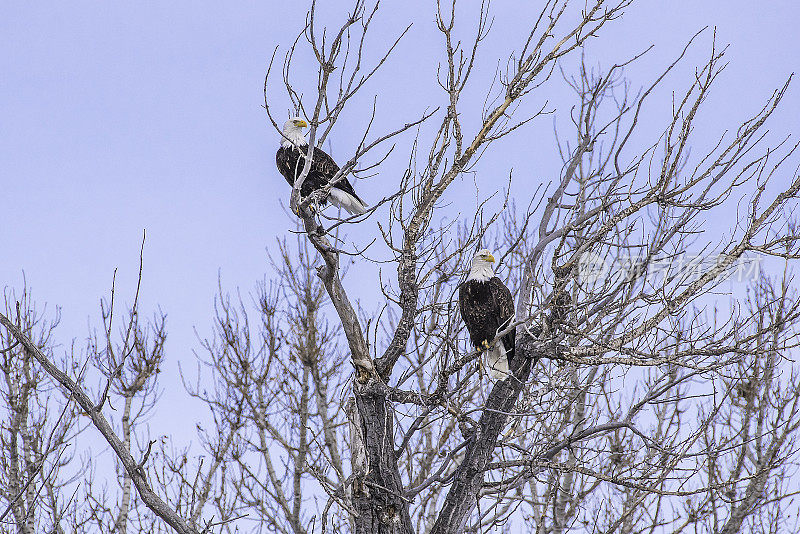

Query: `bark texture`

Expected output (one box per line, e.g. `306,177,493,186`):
352,382,414,534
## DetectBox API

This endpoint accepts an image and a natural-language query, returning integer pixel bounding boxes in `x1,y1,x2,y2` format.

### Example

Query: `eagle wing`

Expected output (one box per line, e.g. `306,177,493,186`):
306,146,339,178
275,146,299,188
276,145,365,204
489,276,515,355
311,147,365,204
276,145,338,185
459,282,488,348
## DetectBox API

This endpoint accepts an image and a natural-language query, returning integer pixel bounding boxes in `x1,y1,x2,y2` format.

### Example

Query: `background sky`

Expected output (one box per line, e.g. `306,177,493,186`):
1,0,799,448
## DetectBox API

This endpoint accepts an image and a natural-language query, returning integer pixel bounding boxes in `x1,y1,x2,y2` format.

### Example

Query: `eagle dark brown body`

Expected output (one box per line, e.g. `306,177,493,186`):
275,144,365,207
459,276,516,363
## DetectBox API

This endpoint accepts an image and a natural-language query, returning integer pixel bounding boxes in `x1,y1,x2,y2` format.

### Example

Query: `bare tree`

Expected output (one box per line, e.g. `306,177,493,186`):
0,286,85,534
82,289,167,534
256,0,800,532
0,262,205,533
2,1,800,533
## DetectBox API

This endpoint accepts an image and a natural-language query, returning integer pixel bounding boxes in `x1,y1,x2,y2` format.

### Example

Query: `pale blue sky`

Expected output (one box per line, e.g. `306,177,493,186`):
1,0,798,440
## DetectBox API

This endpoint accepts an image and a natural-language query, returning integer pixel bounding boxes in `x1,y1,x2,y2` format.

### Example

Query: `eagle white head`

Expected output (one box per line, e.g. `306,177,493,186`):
281,116,308,148
467,249,496,282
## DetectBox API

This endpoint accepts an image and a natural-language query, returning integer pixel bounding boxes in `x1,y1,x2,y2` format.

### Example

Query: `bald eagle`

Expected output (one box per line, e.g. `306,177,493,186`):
459,249,515,379
275,117,368,216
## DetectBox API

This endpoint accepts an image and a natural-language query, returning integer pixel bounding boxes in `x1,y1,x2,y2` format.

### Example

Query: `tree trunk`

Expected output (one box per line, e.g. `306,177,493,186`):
430,339,536,534
351,381,413,534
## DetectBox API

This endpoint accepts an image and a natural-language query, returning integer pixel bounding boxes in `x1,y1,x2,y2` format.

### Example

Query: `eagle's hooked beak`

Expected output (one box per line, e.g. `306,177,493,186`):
483,253,495,263
296,119,308,128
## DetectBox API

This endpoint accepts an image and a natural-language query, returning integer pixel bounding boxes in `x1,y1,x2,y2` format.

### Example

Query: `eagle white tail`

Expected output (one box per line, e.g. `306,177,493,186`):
487,344,510,380
329,188,368,215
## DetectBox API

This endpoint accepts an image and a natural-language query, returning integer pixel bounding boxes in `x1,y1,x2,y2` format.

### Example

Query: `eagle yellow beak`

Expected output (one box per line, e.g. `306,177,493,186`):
484,253,495,263
297,119,308,128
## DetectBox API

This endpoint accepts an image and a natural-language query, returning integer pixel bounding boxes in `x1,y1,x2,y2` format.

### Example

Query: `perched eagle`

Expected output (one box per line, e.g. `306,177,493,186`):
459,249,515,379
275,117,368,216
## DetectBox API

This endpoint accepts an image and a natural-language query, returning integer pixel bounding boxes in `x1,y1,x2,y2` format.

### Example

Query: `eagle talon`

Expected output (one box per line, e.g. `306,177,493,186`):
480,340,491,350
